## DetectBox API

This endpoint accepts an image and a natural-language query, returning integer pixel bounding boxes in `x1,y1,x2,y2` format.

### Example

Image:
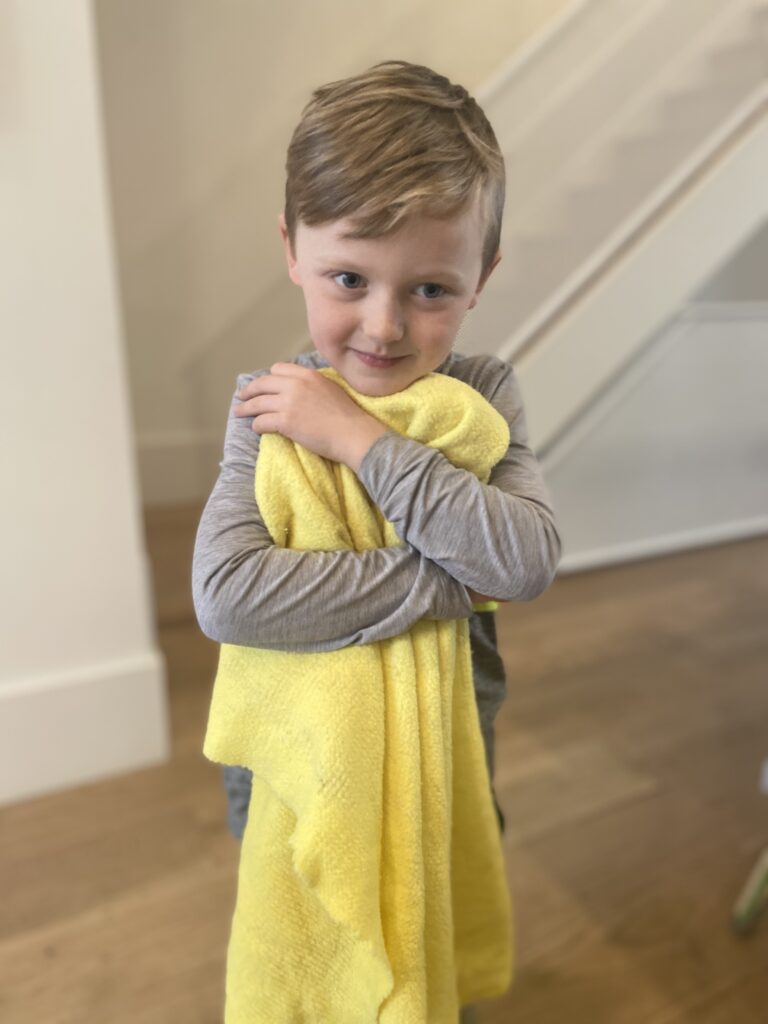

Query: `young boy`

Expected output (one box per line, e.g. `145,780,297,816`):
192,59,561,1020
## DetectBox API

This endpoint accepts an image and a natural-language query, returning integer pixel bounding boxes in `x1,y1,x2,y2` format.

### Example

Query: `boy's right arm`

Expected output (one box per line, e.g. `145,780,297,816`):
191,374,475,651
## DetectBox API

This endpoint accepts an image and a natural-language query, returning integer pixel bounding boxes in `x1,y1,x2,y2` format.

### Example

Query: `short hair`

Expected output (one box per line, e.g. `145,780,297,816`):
283,60,505,280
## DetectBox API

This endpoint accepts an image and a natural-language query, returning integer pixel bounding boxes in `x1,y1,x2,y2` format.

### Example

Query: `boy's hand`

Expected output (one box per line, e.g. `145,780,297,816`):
235,362,388,470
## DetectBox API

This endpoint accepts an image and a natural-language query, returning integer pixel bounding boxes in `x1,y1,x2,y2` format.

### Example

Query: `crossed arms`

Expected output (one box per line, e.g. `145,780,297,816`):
191,354,562,653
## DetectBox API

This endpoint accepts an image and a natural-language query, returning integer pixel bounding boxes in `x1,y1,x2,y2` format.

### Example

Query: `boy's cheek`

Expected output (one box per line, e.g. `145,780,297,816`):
308,302,354,341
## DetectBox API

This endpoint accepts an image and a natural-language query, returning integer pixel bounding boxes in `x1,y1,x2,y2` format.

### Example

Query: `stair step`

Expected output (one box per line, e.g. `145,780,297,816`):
606,128,712,193
704,39,768,89
657,83,759,136
557,183,635,248
752,1,768,30
546,134,685,243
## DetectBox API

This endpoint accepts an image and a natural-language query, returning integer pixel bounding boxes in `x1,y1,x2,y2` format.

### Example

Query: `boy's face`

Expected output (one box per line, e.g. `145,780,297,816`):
278,198,500,396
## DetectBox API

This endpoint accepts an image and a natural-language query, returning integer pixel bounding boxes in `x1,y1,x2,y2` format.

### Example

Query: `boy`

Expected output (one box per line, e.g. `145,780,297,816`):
192,60,561,1020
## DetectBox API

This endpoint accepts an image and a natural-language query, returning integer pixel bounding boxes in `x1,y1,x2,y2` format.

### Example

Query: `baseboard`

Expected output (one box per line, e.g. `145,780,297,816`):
0,650,170,807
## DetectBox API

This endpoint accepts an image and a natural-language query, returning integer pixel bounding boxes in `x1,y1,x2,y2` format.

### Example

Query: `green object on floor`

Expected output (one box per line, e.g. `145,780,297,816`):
732,847,768,935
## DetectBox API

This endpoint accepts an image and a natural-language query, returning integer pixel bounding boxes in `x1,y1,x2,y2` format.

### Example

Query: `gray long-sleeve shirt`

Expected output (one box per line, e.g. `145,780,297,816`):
192,348,562,782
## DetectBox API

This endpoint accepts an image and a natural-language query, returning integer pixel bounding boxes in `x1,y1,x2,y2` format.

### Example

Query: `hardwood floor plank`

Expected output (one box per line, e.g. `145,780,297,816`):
0,846,236,1023
494,733,659,843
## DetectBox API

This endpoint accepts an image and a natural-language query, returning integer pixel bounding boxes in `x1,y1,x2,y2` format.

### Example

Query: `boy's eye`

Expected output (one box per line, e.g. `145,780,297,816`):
416,282,447,299
333,272,364,290
330,274,448,299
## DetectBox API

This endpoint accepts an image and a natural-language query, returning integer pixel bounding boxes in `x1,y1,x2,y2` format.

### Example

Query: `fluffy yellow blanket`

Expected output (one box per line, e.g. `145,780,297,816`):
203,367,514,1023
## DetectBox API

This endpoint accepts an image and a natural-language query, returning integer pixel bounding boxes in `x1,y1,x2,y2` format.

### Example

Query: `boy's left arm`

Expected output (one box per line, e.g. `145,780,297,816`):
354,360,562,602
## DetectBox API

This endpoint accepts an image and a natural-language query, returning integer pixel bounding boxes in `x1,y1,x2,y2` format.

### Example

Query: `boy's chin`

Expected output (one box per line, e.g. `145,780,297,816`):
348,373,424,398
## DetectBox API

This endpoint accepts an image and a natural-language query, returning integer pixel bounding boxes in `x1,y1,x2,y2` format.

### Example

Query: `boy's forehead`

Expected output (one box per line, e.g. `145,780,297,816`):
297,204,485,269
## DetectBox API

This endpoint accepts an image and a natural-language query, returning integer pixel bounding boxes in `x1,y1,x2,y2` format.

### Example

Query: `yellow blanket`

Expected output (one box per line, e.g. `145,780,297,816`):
203,367,514,1023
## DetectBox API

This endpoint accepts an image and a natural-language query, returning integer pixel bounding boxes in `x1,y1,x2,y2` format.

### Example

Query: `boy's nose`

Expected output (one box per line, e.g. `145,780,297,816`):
362,297,405,345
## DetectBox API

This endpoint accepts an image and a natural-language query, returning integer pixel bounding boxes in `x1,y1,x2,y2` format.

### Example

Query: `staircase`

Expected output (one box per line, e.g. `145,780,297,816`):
461,0,768,455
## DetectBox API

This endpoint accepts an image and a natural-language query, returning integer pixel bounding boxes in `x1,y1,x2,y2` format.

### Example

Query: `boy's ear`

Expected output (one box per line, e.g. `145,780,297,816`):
468,249,502,310
278,212,302,285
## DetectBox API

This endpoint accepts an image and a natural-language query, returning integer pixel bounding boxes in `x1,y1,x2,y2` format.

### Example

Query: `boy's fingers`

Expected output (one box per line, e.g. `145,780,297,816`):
247,412,281,434
269,361,314,377
237,375,283,400
236,393,279,417
237,363,318,399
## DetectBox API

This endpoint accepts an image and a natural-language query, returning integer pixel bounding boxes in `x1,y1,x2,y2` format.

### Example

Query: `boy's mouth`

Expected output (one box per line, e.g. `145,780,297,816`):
352,350,406,369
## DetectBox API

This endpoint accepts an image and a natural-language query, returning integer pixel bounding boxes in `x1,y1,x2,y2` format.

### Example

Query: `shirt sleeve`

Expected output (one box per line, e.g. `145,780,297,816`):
191,373,475,651
355,359,562,601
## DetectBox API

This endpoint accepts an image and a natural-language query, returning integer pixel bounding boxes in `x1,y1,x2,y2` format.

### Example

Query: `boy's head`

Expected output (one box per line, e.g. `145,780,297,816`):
278,60,505,396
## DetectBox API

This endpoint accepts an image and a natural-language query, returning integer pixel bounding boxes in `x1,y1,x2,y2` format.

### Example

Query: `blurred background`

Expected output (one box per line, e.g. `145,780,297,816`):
1,0,767,1020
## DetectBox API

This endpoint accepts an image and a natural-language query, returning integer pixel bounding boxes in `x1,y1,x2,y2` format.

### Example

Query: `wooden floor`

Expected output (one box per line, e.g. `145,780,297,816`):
1,509,767,1023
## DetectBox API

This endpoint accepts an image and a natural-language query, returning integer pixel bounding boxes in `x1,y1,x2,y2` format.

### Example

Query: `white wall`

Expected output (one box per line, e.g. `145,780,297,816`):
534,203,768,572
92,0,575,506
0,1,169,805
541,303,768,571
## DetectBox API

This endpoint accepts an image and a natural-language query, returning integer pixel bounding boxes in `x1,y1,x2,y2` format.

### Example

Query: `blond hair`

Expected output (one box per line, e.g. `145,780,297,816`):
283,60,505,279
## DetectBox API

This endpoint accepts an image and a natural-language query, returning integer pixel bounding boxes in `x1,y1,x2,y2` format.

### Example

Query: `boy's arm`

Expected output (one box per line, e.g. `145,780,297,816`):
354,357,562,601
191,374,475,651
